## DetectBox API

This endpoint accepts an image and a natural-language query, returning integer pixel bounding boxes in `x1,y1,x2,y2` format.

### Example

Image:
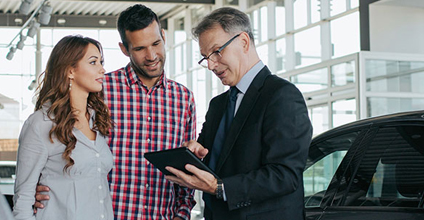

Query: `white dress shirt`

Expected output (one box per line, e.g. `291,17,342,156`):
13,104,113,220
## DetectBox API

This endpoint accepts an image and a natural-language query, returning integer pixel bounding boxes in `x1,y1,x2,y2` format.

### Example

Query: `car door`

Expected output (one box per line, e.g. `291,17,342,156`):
304,127,367,220
305,120,424,220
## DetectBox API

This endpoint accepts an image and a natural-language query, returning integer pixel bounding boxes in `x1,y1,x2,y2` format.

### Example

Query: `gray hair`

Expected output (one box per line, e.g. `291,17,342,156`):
192,7,254,43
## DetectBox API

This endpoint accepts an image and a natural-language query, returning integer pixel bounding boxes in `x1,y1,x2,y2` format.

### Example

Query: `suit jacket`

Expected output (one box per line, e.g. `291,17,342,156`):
198,66,312,220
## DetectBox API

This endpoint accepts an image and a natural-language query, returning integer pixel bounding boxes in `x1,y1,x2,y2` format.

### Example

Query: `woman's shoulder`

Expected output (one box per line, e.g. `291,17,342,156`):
24,107,52,127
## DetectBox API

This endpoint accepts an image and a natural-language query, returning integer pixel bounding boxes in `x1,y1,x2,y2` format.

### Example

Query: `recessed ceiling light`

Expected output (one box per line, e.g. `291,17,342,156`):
99,19,107,26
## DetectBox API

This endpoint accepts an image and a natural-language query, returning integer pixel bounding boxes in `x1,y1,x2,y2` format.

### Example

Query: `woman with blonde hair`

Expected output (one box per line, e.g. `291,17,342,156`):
13,35,113,220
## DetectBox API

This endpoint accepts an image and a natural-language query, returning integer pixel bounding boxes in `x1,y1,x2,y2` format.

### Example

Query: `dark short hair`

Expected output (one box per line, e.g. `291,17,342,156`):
117,4,162,49
192,7,254,43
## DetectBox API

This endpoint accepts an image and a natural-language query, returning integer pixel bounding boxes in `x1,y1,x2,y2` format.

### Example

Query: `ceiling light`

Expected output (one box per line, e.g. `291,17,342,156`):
28,79,37,90
27,21,40,38
38,4,53,25
6,47,17,61
57,18,66,25
14,18,23,25
16,34,27,50
19,0,35,15
99,19,107,26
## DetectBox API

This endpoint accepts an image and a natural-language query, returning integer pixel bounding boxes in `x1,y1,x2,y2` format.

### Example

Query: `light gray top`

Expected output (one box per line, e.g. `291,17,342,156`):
0,192,14,220
13,104,113,220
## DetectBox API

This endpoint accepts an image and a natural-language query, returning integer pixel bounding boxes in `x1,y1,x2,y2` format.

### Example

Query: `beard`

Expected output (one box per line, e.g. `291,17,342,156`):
130,57,165,81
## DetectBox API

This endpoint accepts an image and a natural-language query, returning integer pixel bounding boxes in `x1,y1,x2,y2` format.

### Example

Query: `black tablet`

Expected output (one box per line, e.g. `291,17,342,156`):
144,147,218,178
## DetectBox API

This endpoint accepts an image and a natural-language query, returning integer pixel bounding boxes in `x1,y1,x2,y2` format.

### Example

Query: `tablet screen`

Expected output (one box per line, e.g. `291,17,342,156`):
144,147,218,178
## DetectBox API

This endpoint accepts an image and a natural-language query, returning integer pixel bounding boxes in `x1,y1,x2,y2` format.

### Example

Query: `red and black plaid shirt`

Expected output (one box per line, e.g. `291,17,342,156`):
103,64,196,220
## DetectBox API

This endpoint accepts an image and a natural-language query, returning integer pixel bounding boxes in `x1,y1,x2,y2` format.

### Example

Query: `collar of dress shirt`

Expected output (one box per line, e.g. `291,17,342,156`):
234,60,265,94
124,63,168,89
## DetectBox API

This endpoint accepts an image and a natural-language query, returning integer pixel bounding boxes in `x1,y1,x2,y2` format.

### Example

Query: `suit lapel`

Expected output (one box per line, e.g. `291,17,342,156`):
208,92,229,149
215,67,271,173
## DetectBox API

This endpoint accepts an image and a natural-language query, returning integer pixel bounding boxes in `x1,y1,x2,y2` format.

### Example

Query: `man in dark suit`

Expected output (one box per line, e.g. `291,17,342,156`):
165,7,312,220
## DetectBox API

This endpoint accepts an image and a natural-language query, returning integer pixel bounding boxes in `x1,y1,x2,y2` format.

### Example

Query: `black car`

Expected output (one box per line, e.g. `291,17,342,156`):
304,110,424,219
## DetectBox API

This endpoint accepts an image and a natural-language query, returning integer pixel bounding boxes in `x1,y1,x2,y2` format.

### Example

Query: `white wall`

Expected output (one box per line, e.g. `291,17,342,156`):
369,4,424,54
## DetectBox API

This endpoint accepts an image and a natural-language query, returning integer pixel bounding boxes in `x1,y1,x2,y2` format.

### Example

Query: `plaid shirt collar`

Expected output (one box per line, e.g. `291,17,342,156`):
124,63,168,90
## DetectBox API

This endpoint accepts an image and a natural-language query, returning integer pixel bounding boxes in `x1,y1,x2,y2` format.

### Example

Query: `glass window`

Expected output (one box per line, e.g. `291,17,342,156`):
292,68,328,93
351,0,359,8
276,38,286,72
103,49,128,73
40,29,53,46
366,60,424,93
275,1,286,36
256,44,268,66
192,69,207,137
174,17,186,44
294,26,321,67
174,44,186,75
248,0,266,8
331,60,355,87
1,27,20,44
224,0,239,6
343,126,424,208
332,99,356,128
331,12,360,58
309,105,329,136
260,6,268,42
192,39,201,68
311,0,321,23
294,0,307,29
330,0,347,16
304,150,347,207
367,97,424,118
1,46,35,75
175,74,187,87
305,131,358,207
212,74,220,98
41,46,53,74
99,29,121,48
249,9,259,45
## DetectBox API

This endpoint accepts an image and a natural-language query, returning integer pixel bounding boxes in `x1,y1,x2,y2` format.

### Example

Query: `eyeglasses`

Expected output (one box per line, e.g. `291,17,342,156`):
198,33,241,68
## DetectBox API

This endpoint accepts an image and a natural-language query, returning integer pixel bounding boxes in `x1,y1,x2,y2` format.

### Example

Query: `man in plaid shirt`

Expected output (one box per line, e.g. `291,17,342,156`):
105,4,197,220
34,4,196,220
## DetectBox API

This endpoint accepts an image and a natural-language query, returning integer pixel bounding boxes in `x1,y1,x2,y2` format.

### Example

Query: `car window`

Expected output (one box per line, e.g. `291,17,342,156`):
342,126,424,208
304,150,347,207
304,131,360,207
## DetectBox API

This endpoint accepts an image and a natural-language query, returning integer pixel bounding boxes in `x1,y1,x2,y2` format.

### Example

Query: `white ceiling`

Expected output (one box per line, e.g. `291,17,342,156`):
0,0,213,28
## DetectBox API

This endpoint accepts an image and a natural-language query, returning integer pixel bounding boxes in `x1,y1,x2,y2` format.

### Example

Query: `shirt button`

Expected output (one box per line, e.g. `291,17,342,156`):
100,200,104,204
147,138,151,143
144,205,148,209
98,185,102,189
97,168,101,172
145,184,149,188
95,153,100,157
148,116,151,121
101,214,104,218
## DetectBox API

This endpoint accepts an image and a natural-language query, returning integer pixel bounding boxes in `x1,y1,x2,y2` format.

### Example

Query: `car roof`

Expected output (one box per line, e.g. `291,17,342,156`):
311,110,424,145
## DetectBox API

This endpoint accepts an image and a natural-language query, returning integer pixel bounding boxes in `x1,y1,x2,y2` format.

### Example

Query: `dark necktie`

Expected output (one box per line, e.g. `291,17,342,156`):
209,86,239,171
